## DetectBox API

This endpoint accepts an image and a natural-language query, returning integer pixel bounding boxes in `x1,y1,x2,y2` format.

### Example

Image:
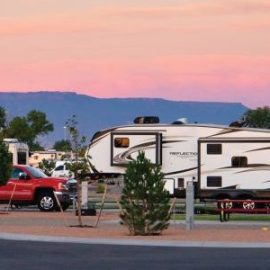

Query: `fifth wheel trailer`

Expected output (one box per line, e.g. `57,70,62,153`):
4,138,29,165
85,118,270,205
198,137,270,200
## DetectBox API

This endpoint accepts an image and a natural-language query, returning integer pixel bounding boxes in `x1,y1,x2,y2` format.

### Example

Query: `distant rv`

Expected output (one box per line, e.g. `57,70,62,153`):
4,138,29,165
85,116,270,207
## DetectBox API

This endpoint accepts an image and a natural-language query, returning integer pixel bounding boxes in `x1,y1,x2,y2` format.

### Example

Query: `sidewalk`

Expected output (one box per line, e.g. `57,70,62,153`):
1,210,270,247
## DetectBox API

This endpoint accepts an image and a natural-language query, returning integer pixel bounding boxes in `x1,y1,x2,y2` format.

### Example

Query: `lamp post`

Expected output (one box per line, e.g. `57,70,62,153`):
63,126,67,141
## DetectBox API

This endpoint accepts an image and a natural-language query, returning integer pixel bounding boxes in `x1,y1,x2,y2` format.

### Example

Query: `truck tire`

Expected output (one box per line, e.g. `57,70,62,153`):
37,192,56,211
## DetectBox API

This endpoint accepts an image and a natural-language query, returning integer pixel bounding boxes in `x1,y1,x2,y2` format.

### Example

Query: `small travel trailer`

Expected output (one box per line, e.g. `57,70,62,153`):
4,138,29,165
85,117,270,204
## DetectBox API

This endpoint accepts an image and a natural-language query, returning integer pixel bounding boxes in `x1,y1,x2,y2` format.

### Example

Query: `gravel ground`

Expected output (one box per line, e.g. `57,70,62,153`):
1,209,270,243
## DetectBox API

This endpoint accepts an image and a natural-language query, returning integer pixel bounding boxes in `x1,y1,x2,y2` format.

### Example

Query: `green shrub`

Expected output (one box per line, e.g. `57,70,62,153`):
0,140,12,185
120,152,171,236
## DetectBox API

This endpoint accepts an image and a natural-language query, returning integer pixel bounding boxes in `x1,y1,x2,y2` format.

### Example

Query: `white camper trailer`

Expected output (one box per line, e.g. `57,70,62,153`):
85,117,270,204
4,138,29,165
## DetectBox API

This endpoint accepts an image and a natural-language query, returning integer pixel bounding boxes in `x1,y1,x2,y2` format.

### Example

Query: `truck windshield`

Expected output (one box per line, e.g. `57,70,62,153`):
26,166,48,178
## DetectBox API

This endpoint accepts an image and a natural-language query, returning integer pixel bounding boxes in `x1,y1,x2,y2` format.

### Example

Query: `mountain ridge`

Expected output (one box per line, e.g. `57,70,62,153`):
0,91,248,147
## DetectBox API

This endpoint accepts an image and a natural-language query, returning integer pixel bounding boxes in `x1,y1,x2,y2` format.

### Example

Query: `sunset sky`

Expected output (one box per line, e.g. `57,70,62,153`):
1,0,270,108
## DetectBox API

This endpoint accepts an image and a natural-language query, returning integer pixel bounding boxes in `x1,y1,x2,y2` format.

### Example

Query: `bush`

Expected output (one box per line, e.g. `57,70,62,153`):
0,140,12,185
120,152,171,235
38,159,56,176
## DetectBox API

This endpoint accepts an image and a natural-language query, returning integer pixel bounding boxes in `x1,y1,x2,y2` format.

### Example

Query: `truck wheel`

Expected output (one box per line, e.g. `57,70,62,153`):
38,193,56,211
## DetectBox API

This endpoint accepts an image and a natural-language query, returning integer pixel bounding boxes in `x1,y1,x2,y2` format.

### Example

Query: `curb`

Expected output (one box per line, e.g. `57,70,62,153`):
1,232,270,248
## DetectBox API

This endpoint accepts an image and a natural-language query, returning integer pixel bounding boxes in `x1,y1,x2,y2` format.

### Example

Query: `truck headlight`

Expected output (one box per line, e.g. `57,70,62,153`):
58,182,68,191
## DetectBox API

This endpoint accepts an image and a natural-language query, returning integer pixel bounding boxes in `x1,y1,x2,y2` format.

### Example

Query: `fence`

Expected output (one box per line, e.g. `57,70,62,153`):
218,199,270,222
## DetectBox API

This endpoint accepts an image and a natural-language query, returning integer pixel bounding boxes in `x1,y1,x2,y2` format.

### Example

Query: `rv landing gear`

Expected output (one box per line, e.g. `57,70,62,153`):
217,199,232,222
219,210,230,222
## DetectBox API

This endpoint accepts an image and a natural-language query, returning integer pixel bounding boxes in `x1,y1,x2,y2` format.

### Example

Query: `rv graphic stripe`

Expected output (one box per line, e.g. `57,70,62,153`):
219,164,270,170
164,166,198,176
208,128,239,137
246,147,270,152
234,167,270,174
113,141,156,164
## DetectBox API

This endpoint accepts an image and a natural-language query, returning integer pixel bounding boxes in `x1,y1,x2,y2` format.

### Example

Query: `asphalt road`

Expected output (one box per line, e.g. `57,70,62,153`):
1,240,270,270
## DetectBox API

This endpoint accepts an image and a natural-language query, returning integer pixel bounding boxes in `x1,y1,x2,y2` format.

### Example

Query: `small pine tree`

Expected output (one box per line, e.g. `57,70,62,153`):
120,152,171,235
65,115,88,227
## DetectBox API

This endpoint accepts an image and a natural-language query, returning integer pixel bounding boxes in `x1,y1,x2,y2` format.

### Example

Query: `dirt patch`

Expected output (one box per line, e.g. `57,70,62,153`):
1,211,270,243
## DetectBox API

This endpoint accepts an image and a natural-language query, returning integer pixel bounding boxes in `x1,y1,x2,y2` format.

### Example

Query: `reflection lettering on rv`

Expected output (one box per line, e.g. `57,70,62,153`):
169,152,198,158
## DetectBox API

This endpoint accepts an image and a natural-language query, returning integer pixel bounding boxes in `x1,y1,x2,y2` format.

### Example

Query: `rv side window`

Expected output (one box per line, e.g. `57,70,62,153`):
207,144,222,155
207,176,222,187
17,152,27,165
114,138,129,148
232,156,248,167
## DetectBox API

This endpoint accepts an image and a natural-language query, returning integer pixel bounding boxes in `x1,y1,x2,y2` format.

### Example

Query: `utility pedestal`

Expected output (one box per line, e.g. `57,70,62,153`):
186,181,194,230
81,181,88,208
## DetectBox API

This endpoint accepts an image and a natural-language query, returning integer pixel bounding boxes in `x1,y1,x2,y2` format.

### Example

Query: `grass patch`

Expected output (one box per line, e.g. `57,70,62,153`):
172,214,270,222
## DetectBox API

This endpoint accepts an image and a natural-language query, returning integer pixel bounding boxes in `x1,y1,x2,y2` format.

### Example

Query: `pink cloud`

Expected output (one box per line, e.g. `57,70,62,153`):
1,55,269,108
2,0,270,37
103,0,270,18
0,13,108,36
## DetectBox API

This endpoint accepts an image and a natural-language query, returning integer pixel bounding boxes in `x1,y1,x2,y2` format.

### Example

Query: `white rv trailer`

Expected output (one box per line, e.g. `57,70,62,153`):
85,118,270,203
4,138,29,165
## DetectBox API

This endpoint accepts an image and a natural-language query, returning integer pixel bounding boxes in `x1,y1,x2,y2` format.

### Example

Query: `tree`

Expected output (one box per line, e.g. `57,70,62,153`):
38,159,56,176
65,115,89,226
5,110,53,150
30,142,45,151
65,115,86,160
6,116,35,146
242,106,270,129
120,152,171,236
53,139,72,152
0,106,6,130
0,140,12,185
0,107,7,141
27,110,53,136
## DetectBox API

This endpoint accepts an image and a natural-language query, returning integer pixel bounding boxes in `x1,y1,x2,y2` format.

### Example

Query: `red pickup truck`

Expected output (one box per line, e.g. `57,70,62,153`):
0,165,73,211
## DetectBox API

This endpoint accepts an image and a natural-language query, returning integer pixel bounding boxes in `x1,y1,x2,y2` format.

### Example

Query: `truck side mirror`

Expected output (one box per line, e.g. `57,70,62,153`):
18,172,28,180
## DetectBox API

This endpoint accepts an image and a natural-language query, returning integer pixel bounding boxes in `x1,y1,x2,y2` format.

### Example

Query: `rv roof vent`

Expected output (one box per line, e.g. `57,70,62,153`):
172,118,188,125
134,116,159,124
